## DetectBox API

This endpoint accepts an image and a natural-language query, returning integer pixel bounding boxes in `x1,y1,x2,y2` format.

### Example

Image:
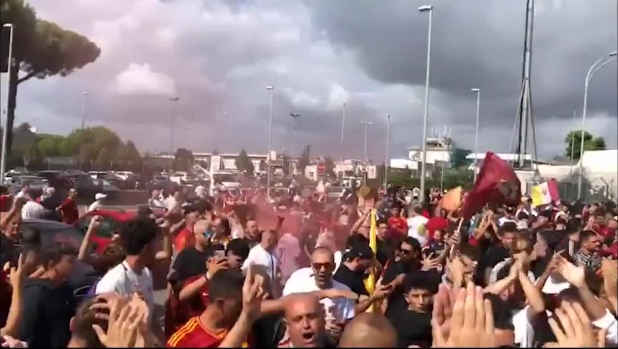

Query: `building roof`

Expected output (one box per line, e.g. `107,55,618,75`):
578,149,618,170
465,153,532,161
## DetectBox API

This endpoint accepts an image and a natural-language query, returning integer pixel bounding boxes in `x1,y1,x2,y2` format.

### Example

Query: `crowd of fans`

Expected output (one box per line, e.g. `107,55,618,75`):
0,182,617,348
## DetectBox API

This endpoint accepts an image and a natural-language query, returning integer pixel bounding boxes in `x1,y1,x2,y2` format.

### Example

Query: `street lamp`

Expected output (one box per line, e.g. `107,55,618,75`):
266,85,274,197
418,5,434,204
80,91,89,130
577,51,617,199
290,113,300,156
361,120,373,163
471,88,481,183
340,102,346,161
0,23,14,186
169,96,180,171
384,114,391,189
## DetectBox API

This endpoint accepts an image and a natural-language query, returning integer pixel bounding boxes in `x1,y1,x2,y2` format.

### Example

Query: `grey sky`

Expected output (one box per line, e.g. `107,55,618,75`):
5,0,616,161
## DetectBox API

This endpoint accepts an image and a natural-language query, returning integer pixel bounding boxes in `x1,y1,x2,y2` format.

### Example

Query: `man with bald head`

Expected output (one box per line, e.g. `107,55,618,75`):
338,313,398,348
283,247,356,322
278,293,332,348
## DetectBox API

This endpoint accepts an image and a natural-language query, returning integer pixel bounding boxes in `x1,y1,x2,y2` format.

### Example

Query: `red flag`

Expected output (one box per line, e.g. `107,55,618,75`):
462,152,521,219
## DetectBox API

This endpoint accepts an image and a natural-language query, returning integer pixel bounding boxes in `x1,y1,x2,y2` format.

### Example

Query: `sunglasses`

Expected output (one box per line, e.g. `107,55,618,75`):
311,262,334,271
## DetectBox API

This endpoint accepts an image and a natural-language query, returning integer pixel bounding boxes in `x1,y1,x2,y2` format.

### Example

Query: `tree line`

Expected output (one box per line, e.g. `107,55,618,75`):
1,0,101,154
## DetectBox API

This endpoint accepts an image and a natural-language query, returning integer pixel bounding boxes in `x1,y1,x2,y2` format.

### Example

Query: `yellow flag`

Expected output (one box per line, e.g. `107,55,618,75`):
363,209,378,313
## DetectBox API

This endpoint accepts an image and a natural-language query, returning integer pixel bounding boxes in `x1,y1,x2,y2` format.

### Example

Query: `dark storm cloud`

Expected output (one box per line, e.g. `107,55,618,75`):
304,0,617,127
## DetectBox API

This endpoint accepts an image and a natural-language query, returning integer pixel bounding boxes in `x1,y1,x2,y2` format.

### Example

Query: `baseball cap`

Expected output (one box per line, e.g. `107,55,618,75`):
344,242,374,260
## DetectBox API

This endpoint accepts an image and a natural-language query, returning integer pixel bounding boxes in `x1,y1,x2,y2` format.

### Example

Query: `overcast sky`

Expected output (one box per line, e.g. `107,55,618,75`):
2,0,616,160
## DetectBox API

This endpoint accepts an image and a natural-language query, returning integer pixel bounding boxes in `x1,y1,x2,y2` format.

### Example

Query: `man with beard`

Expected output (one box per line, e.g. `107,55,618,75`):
243,217,260,248
278,294,333,348
391,273,437,347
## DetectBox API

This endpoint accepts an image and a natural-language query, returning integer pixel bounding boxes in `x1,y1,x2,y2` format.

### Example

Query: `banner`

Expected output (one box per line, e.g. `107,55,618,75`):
439,186,462,212
363,209,378,313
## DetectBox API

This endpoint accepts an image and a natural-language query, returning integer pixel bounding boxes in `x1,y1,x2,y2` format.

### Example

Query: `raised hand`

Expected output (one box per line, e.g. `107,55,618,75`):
431,284,456,340
241,267,264,321
206,256,228,278
7,254,25,290
556,255,586,288
546,302,598,347
421,253,441,271
432,282,496,348
91,299,142,348
129,293,153,348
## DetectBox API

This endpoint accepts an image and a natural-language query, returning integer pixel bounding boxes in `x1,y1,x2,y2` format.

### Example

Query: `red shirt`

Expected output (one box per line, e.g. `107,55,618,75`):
167,316,248,348
426,217,449,241
59,197,79,224
174,228,195,254
0,195,11,212
387,216,408,239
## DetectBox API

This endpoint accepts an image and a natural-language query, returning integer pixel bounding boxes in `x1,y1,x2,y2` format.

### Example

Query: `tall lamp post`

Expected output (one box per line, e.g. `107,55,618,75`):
0,23,15,185
340,102,346,161
418,5,434,204
290,113,300,157
169,96,180,171
384,114,391,189
78,91,89,170
266,85,274,197
471,88,481,183
577,51,617,199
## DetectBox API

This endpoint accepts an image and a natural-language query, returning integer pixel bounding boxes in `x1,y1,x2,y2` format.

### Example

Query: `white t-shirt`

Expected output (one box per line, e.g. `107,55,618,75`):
88,201,102,212
148,198,165,209
512,306,535,348
407,215,429,244
164,196,180,212
242,244,280,286
95,261,155,317
14,191,29,201
283,267,356,322
21,201,45,219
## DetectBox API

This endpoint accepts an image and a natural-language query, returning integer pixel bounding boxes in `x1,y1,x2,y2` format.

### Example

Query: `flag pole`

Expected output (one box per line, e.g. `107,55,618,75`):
364,208,378,313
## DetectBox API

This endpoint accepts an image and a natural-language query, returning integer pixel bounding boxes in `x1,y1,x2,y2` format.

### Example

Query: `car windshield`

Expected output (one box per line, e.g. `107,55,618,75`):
18,176,46,186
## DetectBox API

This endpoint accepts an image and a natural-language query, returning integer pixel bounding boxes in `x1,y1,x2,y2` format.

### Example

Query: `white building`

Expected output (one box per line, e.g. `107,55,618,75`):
406,136,452,166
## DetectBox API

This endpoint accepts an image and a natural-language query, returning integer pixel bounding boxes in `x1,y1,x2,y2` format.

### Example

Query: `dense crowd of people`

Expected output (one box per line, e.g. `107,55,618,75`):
0,179,617,348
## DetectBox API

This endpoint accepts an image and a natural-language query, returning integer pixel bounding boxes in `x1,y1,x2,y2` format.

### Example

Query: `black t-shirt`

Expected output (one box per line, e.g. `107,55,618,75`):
333,264,369,296
382,260,419,319
483,244,510,270
376,238,394,267
169,246,209,287
391,310,433,348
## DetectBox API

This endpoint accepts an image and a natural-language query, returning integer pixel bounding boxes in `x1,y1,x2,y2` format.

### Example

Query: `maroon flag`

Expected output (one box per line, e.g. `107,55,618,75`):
462,152,521,219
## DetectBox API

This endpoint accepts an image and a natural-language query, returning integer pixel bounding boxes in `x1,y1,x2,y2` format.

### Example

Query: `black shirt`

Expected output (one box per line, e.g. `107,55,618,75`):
483,244,510,270
376,237,394,267
0,234,19,267
391,310,433,348
169,246,210,288
333,264,369,296
382,260,420,319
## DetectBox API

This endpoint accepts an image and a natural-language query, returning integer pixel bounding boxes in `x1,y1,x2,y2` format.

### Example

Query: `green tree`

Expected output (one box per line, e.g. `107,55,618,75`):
1,0,101,153
94,147,110,169
235,149,254,175
120,140,142,169
59,126,123,168
565,130,606,161
450,147,472,168
35,134,64,157
173,148,194,171
324,156,336,177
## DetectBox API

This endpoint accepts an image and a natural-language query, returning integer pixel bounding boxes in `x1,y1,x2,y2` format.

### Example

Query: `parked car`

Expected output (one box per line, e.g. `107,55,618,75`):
36,170,71,189
8,175,48,191
76,209,170,290
70,174,120,200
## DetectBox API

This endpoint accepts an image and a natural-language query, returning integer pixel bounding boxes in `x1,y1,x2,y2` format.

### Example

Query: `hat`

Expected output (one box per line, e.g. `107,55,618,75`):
95,193,107,200
344,243,374,260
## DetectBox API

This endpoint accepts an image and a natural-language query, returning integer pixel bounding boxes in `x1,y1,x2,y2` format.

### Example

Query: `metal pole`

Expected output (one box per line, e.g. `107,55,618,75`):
340,103,346,161
384,114,390,189
80,91,88,130
266,86,274,198
472,89,481,183
169,97,179,171
418,6,433,204
0,24,15,186
577,53,617,199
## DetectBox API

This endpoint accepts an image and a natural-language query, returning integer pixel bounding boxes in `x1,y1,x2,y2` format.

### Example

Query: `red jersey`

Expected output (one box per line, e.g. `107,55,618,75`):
166,316,248,348
388,216,408,239
59,198,79,224
174,228,195,253
0,195,11,212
